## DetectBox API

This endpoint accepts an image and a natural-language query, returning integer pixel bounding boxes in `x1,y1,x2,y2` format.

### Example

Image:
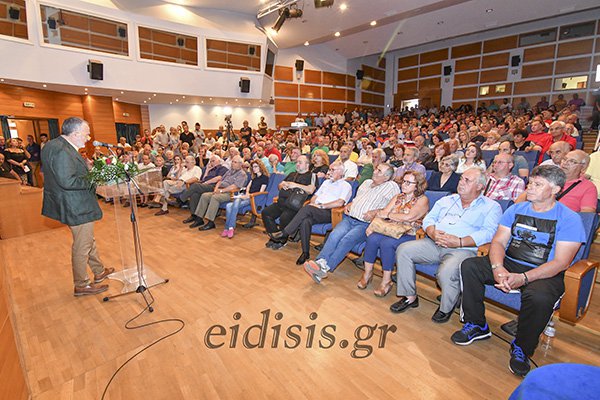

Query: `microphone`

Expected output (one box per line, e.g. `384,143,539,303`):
93,140,117,148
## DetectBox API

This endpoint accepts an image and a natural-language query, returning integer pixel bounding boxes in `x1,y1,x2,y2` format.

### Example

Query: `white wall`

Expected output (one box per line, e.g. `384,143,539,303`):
148,104,275,131
276,44,349,74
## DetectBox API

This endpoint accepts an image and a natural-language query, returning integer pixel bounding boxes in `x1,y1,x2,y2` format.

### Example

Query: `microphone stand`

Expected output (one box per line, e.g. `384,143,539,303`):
101,146,168,311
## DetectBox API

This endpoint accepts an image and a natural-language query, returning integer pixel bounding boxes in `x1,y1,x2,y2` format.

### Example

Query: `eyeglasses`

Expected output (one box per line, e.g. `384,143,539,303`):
252,164,260,169
562,158,584,166
493,160,511,164
401,180,417,185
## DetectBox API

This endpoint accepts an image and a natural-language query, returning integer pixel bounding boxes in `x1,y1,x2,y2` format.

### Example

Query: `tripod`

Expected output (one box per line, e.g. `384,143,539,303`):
101,152,168,311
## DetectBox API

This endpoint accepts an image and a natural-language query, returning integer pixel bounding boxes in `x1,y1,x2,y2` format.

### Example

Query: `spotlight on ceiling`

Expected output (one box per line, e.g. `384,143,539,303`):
271,6,303,33
315,0,335,9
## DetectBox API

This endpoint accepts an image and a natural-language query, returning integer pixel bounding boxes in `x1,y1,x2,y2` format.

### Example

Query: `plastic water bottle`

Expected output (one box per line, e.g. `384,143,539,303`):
541,321,556,352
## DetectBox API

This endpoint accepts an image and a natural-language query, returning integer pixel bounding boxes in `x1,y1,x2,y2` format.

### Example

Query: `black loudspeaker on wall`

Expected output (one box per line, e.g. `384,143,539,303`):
295,59,304,71
8,7,20,20
88,60,104,80
249,46,256,56
443,65,452,76
239,77,250,93
511,55,521,67
356,70,364,80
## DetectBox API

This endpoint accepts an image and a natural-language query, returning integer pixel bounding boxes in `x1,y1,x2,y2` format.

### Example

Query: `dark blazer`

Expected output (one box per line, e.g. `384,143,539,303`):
41,136,102,226
427,171,461,193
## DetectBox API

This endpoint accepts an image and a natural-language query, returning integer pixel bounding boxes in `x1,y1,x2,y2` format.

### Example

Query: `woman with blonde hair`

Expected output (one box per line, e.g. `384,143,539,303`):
311,149,330,177
221,159,269,238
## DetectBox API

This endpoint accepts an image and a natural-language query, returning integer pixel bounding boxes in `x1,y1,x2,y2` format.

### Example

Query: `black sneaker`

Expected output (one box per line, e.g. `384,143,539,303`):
509,340,531,377
451,322,492,345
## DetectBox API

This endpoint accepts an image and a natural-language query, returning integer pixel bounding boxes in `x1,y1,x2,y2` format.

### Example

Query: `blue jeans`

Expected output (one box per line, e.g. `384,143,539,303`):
225,198,250,229
316,215,369,272
363,232,415,271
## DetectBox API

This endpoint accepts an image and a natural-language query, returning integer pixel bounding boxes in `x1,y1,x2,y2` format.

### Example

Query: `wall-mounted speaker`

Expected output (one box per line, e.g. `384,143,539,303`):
239,77,250,93
356,70,364,80
443,65,452,76
249,46,256,56
117,26,127,38
47,17,57,30
87,60,104,81
8,7,20,20
511,55,521,67
177,37,184,47
295,59,304,71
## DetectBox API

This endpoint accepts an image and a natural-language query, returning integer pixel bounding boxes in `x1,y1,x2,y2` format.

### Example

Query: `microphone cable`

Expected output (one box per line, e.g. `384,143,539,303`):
100,298,185,400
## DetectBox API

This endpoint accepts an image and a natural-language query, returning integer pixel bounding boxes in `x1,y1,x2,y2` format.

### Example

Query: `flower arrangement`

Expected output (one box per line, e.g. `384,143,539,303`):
86,155,142,186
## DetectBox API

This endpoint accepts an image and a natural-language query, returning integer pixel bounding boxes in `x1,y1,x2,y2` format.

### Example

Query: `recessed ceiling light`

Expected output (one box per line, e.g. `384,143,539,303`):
43,84,47,88
486,8,494,13
370,21,377,26
115,98,119,101
143,100,146,103
148,97,151,100
153,93,156,96
120,91,124,94
182,96,186,99
235,99,238,102
339,3,347,11
0,78,4,82
84,88,88,91
201,101,204,104
209,97,213,100
170,102,173,104
334,31,340,37
304,41,309,46
176,99,179,102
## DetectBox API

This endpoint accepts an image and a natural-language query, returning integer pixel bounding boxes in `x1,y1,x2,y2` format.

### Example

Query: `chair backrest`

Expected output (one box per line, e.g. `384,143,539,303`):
328,154,338,164
482,150,498,167
425,170,433,181
266,173,286,204
425,190,451,211
349,179,360,201
574,212,599,262
514,150,540,172
495,199,514,212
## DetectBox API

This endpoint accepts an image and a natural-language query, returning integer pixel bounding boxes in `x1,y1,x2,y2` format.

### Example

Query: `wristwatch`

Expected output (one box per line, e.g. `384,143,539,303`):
491,264,502,270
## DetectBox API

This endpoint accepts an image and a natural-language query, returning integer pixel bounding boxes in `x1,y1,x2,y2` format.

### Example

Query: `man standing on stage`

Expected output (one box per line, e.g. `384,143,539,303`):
42,117,114,296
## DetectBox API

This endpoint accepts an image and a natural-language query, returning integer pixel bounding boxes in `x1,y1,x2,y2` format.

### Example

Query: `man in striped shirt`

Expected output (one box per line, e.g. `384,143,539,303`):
304,163,400,283
484,153,525,202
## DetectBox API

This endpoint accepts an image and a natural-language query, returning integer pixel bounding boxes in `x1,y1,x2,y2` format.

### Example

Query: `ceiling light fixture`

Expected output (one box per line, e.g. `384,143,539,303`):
270,4,303,33
0,78,4,82
143,100,146,103
153,93,157,96
120,91,124,94
304,41,309,46
339,3,347,11
84,88,88,91
334,31,340,37
43,84,47,87
170,102,173,104
115,98,119,101
176,99,179,102
314,0,335,8
486,8,493,13
182,96,186,99
370,20,377,26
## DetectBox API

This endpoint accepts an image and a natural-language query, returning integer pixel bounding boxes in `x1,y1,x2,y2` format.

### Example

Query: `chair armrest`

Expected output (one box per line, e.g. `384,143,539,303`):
416,228,425,240
559,259,599,325
331,207,344,228
273,196,278,203
477,243,491,256
249,192,268,216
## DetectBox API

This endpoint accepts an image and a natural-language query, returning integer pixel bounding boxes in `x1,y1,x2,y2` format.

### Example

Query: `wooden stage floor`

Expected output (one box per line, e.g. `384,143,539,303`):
2,202,600,399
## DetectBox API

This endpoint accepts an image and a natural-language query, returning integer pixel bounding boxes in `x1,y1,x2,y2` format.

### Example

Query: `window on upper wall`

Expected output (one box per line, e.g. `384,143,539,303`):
479,86,490,96
519,28,556,46
495,85,506,93
265,48,275,77
0,0,28,40
559,21,595,40
206,39,262,72
554,76,588,91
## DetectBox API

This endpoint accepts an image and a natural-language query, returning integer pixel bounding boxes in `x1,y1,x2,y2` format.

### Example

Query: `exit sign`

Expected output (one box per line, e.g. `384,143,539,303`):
23,102,35,108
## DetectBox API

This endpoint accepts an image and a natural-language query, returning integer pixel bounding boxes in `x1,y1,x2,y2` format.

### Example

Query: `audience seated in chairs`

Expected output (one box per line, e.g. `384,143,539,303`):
358,148,387,184
180,155,229,225
155,155,201,215
427,154,460,193
338,145,359,181
394,146,425,179
457,143,487,173
310,149,330,178
269,162,351,265
354,170,429,294
263,156,316,249
540,141,570,167
391,168,502,323
191,155,247,231
453,165,585,377
484,153,525,201
498,141,529,178
423,142,450,172
303,163,400,283
220,159,269,238
265,153,284,174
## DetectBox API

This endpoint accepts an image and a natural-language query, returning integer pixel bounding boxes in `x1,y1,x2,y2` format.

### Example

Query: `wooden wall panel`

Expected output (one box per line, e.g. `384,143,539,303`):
397,80,418,93
398,68,418,81
419,77,441,90
275,114,297,127
452,100,476,109
398,54,418,69
322,102,346,112
555,57,591,74
483,35,518,53
113,101,142,124
299,85,321,99
274,66,293,81
299,100,322,114
347,75,356,87
204,39,259,70
451,42,482,59
557,39,594,57
454,72,479,86
363,81,385,93
363,65,385,81
521,62,554,78
82,95,117,145
322,87,346,101
274,99,298,113
479,68,507,83
523,44,555,62
140,105,150,132
304,70,322,84
453,86,478,100
419,63,441,77
362,92,384,106
514,78,552,95
481,52,509,68
455,57,481,72
322,72,347,86
346,90,355,102
420,49,448,64
274,82,298,97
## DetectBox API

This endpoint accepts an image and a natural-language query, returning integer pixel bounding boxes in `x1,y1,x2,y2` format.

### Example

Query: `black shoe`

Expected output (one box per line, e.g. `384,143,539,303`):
270,241,286,250
509,340,530,377
269,231,288,244
199,221,216,231
139,202,148,208
390,297,419,313
243,221,258,229
314,243,323,251
431,307,453,323
265,239,276,248
296,253,310,265
183,215,196,224
289,231,301,243
451,322,492,345
190,219,205,228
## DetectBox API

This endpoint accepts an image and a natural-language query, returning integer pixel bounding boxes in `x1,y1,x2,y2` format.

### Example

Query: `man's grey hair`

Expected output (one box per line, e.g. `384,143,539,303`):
531,165,566,189
62,117,88,136
372,148,387,162
464,167,487,187
380,163,394,179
